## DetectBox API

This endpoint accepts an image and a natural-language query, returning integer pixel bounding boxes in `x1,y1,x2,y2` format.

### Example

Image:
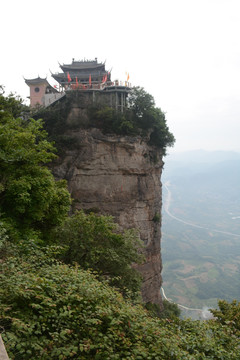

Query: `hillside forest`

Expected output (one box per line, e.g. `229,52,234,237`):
0,88,240,359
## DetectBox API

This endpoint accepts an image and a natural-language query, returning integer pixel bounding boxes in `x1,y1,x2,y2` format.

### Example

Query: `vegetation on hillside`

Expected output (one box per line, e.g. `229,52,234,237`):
1,90,240,359
1,249,240,359
54,211,144,298
38,87,175,155
144,299,181,320
90,87,175,154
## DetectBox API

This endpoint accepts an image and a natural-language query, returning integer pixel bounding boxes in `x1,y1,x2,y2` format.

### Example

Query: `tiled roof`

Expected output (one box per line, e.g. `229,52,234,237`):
24,77,48,85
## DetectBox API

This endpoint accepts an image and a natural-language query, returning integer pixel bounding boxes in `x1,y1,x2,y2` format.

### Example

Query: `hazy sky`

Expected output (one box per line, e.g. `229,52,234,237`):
2,0,240,152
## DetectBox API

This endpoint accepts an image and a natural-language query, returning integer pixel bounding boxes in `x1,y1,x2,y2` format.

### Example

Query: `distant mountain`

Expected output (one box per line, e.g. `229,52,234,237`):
163,150,240,177
165,149,240,164
163,151,240,199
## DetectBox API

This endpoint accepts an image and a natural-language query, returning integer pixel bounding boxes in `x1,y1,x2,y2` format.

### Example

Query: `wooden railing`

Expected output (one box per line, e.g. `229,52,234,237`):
65,80,131,91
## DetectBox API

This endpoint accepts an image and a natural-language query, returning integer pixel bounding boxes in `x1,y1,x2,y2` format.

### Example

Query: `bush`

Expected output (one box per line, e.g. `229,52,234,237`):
54,210,144,298
211,300,240,336
160,300,181,319
1,253,240,359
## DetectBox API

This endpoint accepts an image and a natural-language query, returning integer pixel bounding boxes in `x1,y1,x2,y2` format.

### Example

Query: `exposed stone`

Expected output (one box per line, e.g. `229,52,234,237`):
52,127,163,306
0,335,9,360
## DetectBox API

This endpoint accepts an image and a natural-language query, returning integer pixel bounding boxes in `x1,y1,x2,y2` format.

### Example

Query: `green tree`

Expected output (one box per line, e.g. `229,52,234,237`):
0,85,29,119
54,210,144,297
127,86,156,118
0,91,71,240
88,87,175,154
128,87,175,152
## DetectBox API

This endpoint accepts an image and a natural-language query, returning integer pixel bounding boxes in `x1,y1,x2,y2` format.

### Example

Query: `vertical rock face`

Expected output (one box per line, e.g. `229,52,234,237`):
52,127,163,306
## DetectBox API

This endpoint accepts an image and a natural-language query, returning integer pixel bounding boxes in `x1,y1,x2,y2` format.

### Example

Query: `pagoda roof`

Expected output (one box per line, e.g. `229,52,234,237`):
24,77,49,86
53,70,107,79
52,71,109,86
60,59,105,72
25,76,59,93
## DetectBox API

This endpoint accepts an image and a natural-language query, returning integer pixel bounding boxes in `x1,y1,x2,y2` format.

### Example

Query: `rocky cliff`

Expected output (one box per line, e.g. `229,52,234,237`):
52,124,164,305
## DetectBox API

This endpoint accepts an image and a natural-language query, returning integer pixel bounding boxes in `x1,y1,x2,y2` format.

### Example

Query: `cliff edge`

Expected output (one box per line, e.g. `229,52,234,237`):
41,87,175,306
52,127,163,305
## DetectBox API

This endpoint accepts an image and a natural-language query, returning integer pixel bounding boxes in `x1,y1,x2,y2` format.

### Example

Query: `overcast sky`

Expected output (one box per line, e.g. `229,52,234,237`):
2,0,240,153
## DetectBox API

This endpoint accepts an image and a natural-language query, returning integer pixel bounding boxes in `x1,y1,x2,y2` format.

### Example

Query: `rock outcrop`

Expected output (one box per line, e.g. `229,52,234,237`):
52,124,163,306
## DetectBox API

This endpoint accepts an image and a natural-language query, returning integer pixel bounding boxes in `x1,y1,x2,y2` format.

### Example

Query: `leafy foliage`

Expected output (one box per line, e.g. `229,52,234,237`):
0,92,71,240
88,87,175,154
145,300,181,320
160,300,181,319
211,300,240,336
38,87,175,155
0,86,29,119
1,253,240,359
54,210,144,298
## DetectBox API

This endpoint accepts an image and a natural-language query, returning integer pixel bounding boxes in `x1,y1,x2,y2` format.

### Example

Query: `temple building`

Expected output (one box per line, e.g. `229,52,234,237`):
24,77,62,107
25,58,131,111
52,58,111,90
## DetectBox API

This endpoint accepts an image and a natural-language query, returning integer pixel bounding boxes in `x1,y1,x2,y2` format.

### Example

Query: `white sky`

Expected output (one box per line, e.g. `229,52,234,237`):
2,0,240,152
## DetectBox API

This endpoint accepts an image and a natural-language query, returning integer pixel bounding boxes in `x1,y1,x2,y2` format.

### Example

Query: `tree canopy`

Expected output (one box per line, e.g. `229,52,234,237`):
0,92,71,240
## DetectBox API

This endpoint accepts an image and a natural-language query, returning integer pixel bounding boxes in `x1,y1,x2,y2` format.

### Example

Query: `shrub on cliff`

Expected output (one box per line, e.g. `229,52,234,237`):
53,210,144,299
89,87,175,154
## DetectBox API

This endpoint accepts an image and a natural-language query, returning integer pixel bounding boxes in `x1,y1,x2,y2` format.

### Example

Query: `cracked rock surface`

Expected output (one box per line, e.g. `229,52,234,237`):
52,128,163,305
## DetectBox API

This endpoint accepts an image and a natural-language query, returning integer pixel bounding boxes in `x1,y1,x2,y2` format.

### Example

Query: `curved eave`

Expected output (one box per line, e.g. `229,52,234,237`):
60,63,105,72
24,77,48,86
52,73,65,80
52,71,109,81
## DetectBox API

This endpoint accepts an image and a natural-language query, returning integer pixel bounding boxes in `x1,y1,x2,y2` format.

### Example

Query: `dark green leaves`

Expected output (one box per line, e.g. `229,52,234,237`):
88,87,175,154
54,210,144,298
1,256,240,359
0,92,71,240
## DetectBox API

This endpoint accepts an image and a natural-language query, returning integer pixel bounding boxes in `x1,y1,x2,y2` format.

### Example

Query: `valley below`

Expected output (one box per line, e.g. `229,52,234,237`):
161,150,240,318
